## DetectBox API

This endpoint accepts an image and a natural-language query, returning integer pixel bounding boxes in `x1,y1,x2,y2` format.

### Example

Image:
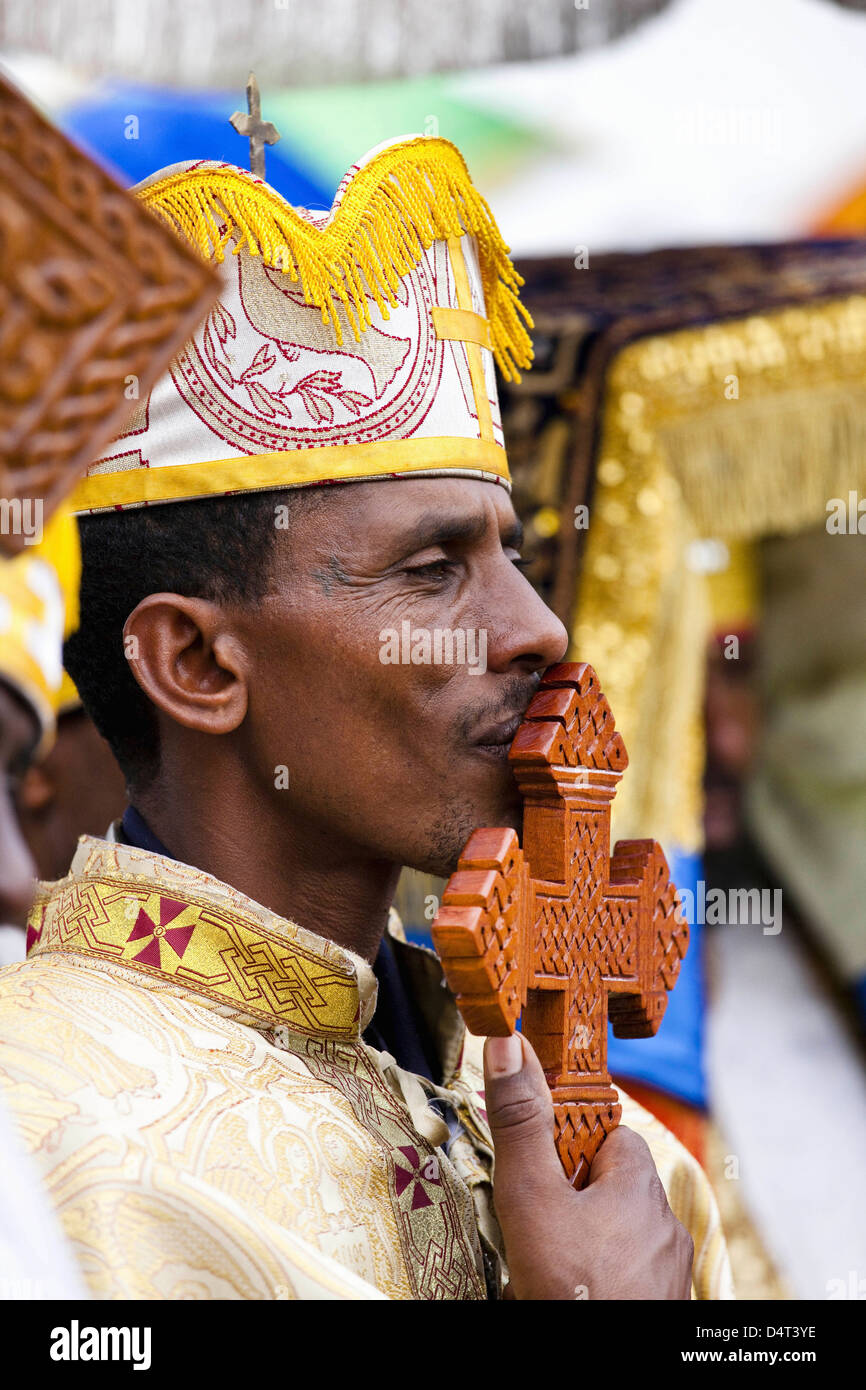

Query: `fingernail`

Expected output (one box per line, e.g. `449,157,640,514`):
486,1033,524,1077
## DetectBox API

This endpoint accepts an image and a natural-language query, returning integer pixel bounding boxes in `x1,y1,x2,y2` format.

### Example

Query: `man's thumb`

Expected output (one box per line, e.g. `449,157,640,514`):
483,1033,563,1190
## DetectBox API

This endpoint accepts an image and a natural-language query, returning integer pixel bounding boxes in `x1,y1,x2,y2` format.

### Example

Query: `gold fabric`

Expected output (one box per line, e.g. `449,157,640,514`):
707,540,759,633
0,509,81,754
0,835,733,1300
573,296,866,849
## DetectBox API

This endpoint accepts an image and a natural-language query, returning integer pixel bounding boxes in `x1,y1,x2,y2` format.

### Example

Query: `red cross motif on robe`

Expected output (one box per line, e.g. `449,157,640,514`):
394,1145,441,1210
25,904,44,956
126,897,196,970
432,662,688,1188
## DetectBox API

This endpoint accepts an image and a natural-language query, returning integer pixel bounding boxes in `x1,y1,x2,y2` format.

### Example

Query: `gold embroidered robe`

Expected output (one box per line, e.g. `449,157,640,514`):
0,836,733,1300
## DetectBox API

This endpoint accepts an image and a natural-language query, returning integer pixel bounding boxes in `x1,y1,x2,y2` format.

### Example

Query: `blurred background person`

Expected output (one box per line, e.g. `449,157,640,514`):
0,516,88,1297
0,513,80,962
14,674,126,887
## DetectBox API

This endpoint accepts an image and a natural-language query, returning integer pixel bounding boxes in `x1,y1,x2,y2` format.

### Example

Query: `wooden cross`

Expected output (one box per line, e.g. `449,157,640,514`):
432,662,688,1188
0,72,219,554
230,72,281,180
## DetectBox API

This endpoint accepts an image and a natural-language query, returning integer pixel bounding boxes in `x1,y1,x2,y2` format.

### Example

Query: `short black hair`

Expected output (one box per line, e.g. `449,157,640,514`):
65,489,311,792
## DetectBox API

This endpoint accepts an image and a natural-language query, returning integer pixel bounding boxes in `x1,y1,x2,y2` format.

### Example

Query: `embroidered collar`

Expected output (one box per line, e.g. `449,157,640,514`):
26,835,377,1038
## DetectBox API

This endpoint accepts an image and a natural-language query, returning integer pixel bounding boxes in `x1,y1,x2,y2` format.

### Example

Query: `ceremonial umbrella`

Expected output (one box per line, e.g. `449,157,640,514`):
59,82,333,207
57,73,544,204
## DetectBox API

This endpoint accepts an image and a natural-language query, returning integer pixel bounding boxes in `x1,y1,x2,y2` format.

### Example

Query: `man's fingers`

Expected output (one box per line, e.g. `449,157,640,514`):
483,1033,564,1196
586,1123,664,1199
483,1053,693,1300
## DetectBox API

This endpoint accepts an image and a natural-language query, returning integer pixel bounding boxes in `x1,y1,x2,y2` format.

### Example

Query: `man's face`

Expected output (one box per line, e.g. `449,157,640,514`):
0,681,40,926
235,477,568,877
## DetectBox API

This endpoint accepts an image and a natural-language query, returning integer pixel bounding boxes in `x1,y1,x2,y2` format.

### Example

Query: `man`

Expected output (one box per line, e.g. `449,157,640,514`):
0,136,731,1299
15,678,127,885
0,515,88,1298
0,681,38,952
0,511,81,960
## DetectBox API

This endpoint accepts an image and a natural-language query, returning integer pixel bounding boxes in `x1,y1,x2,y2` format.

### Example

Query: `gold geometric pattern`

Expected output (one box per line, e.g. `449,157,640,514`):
27,838,364,1037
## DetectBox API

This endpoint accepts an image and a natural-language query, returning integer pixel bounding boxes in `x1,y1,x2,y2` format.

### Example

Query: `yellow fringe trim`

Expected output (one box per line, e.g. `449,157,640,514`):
139,137,534,382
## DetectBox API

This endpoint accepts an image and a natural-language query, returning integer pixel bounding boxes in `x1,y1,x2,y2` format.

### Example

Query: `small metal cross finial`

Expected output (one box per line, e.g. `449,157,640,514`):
230,72,280,180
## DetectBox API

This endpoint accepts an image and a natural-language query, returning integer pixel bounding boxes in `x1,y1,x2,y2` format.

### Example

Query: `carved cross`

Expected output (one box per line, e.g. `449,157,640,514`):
230,72,281,180
432,662,688,1188
0,72,219,553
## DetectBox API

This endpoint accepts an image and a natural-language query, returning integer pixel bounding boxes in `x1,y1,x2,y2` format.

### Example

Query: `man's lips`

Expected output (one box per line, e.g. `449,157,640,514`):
470,713,524,759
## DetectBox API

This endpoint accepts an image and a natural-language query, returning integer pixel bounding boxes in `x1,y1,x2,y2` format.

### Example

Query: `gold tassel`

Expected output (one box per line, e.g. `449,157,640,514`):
140,137,534,382
664,388,866,540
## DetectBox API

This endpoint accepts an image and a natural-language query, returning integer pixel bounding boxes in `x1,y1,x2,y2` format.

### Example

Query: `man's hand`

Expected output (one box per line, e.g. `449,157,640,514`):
484,1033,694,1300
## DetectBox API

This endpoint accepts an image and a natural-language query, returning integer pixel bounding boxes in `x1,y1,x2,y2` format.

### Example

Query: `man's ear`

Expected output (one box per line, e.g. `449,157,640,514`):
123,593,248,735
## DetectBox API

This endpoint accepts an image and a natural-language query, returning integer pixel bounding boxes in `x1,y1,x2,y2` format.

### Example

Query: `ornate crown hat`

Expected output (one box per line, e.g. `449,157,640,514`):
70,135,533,513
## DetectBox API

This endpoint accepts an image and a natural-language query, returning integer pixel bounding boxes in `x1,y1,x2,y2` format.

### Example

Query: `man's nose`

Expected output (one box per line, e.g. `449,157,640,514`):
487,569,570,674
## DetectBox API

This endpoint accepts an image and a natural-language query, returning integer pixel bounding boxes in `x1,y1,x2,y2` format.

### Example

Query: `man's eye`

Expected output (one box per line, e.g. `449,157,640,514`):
404,559,457,581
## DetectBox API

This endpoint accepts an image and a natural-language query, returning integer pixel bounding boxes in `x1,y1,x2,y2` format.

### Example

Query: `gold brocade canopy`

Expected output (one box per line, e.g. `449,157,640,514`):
500,244,866,852
576,295,866,849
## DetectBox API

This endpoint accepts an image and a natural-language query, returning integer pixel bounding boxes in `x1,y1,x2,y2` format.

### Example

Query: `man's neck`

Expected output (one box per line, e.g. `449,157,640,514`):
130,784,401,964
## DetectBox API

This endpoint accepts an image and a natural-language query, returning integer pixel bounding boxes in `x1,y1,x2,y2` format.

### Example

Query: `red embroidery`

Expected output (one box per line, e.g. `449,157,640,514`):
127,898,195,969
394,1143,441,1210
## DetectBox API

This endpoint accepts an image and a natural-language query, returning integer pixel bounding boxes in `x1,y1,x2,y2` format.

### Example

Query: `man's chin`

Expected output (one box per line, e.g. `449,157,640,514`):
407,797,524,880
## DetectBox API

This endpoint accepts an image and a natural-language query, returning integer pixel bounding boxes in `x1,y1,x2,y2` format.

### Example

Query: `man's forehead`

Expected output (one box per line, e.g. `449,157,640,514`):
305,477,520,554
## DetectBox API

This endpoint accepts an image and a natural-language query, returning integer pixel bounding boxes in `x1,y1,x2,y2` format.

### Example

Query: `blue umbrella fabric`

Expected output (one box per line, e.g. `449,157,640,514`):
61,82,334,209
